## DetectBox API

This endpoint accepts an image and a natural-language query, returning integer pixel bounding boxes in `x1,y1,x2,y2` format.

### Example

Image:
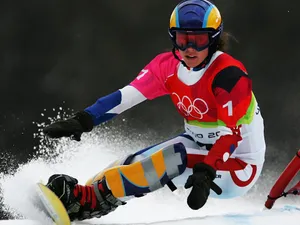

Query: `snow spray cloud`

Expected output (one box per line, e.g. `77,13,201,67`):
0,107,299,223
0,107,160,220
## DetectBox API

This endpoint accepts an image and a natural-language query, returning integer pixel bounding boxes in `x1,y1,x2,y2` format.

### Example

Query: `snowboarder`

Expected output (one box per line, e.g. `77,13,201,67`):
43,0,266,221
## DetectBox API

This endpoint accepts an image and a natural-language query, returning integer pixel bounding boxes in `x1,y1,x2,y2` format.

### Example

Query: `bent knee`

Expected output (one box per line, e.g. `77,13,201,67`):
87,143,188,197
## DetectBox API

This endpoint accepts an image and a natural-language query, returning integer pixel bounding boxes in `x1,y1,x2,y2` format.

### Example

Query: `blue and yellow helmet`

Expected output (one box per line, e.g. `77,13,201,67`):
169,0,223,51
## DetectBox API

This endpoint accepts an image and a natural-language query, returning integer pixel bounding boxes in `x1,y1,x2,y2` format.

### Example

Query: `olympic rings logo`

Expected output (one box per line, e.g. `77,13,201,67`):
172,93,209,119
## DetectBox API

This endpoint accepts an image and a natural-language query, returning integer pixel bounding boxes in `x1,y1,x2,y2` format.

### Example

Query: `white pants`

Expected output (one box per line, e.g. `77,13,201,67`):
132,133,263,199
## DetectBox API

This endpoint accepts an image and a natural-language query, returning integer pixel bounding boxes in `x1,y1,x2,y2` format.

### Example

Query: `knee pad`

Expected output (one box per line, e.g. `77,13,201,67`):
86,143,187,198
85,154,133,186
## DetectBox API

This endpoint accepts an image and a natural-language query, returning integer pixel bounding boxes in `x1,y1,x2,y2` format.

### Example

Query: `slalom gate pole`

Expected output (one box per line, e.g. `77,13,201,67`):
265,149,300,209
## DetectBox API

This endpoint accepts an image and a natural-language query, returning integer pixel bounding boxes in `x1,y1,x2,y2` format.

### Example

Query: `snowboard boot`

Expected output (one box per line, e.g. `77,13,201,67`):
46,174,125,221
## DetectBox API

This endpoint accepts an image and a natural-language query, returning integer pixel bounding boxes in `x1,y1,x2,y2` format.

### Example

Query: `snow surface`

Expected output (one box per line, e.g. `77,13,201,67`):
0,128,300,225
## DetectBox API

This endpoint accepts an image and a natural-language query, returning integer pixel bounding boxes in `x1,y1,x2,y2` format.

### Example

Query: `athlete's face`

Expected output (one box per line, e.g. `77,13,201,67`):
179,47,209,68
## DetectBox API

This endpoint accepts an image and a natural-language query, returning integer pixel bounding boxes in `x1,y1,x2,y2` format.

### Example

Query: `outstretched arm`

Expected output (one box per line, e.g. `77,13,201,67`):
43,52,175,140
85,85,146,126
85,52,177,125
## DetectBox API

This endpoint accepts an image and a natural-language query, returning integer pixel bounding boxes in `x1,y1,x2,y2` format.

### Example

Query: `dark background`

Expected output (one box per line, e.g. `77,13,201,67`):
0,0,299,218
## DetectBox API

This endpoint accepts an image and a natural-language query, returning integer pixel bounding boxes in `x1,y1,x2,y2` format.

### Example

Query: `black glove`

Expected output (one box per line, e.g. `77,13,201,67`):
184,162,222,210
43,111,94,141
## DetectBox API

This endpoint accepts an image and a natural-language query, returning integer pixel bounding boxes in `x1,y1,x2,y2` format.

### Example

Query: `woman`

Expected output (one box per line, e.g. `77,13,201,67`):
43,0,266,221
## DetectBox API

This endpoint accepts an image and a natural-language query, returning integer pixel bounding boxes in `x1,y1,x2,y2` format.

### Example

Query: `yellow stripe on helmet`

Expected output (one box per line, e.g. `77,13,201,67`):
169,7,179,29
205,6,222,29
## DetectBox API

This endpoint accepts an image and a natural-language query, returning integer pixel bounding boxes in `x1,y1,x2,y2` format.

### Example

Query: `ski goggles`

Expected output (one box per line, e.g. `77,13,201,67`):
171,30,211,51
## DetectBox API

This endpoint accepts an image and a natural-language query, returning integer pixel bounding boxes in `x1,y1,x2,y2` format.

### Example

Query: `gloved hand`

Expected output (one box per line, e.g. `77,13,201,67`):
43,111,94,141
184,162,222,210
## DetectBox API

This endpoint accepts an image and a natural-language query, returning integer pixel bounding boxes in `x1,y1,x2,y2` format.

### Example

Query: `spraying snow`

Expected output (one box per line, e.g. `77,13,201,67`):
0,119,299,225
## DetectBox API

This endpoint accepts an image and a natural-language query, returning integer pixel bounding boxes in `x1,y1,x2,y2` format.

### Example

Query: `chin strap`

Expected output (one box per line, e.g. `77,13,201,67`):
172,47,188,68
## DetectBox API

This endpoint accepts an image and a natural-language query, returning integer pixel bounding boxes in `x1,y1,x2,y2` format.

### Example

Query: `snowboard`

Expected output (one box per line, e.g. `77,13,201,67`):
35,182,71,225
